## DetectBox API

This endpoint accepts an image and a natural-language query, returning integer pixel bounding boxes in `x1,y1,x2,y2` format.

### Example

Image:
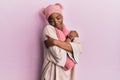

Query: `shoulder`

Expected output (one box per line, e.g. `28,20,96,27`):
43,24,57,35
43,24,56,35
44,24,55,31
42,24,58,40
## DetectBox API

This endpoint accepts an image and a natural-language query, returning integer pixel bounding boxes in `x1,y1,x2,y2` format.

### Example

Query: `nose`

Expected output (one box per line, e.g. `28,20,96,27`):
54,19,58,23
53,19,58,25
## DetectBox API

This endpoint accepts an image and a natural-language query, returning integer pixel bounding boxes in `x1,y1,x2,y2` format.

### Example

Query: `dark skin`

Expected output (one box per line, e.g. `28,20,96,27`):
45,13,79,52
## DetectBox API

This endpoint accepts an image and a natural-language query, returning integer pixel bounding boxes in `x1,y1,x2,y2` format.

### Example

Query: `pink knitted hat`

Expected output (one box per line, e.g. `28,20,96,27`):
42,3,63,19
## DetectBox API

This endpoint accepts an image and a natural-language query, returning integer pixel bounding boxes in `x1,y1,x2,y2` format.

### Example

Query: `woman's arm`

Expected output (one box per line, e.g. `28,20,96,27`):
54,38,73,52
44,36,73,52
44,31,78,52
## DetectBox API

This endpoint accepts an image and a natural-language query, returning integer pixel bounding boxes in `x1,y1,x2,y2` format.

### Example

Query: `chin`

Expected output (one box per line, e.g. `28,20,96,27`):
58,27,63,30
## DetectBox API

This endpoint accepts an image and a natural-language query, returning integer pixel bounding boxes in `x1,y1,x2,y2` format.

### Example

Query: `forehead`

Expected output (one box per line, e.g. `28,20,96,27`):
49,13,62,18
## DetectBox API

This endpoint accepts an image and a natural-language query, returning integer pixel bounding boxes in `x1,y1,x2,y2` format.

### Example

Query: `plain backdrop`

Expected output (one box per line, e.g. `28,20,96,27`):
0,0,120,80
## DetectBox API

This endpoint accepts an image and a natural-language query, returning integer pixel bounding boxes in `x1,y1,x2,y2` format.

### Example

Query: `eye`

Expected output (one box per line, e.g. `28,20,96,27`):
57,17,61,20
56,16,62,20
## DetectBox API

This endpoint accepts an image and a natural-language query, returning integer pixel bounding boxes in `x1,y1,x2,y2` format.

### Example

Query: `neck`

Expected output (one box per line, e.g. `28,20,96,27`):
57,27,63,31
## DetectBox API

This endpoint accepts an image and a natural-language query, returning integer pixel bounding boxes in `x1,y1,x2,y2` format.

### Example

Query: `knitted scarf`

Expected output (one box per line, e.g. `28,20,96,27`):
55,25,75,71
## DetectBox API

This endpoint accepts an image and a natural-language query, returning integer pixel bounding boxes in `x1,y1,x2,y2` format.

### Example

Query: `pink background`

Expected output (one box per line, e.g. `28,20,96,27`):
0,0,120,80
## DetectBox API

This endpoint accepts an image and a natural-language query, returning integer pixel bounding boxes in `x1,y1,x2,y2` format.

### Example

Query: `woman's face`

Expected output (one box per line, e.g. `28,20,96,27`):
48,13,63,30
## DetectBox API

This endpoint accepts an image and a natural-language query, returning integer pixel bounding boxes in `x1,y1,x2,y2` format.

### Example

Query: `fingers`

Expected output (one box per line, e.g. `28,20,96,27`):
69,30,79,37
70,30,78,34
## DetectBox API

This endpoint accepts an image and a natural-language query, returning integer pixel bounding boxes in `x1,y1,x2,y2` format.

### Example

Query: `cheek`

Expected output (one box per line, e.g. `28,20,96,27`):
61,18,63,23
58,19,63,24
60,20,63,24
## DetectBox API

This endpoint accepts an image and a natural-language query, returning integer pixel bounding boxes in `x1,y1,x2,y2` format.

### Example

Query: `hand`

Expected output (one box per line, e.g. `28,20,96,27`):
44,36,55,48
66,30,79,41
69,30,79,38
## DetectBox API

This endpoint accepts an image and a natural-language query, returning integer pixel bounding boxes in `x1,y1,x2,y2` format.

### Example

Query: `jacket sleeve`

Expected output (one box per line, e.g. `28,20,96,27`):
68,37,83,63
43,25,67,67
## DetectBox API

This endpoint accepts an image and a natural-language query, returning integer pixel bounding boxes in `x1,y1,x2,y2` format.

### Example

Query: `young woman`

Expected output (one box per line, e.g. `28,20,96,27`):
41,3,82,80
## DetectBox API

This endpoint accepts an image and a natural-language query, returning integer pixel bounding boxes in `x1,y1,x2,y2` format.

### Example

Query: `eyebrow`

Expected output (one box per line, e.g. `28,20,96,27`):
56,15,62,19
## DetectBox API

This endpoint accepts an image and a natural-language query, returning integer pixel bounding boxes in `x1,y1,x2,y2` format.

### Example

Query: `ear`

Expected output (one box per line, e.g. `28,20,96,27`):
41,8,46,15
55,3,63,9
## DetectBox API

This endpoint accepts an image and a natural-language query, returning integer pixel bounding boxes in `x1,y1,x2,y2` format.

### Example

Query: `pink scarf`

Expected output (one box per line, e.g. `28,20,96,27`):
55,25,75,71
